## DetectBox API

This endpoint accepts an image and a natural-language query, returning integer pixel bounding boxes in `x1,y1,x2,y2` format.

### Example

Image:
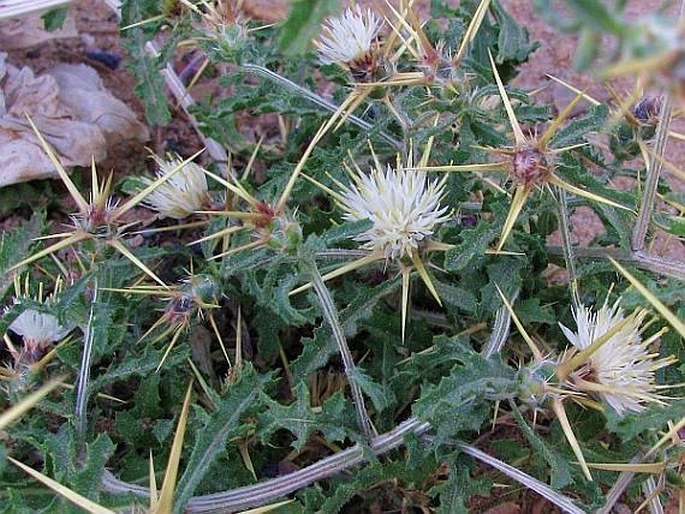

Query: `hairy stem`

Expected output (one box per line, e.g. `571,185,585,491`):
482,303,514,358
457,442,586,514
304,257,374,440
240,64,401,149
552,186,580,307
101,417,431,512
631,95,673,251
74,280,97,447
546,246,685,281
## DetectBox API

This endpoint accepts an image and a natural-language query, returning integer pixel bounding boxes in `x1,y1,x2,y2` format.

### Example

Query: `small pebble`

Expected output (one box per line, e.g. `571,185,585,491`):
84,50,121,70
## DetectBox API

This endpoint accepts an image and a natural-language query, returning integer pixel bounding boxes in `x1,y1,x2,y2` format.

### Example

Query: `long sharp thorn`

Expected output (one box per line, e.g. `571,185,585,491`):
188,225,245,246
609,257,685,339
0,376,65,430
539,90,588,149
495,285,543,361
275,119,332,214
412,162,508,173
547,175,632,212
9,458,115,514
107,239,168,289
10,232,90,271
401,267,411,342
551,398,593,481
149,451,158,508
546,75,600,106
488,49,526,146
454,0,491,64
410,251,442,306
155,327,184,373
25,115,90,215
152,381,193,514
289,253,380,295
497,185,529,251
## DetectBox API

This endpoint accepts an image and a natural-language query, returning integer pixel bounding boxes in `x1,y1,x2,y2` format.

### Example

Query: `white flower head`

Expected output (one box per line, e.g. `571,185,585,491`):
338,160,450,260
142,154,211,220
559,298,674,416
9,309,71,352
6,278,72,360
315,7,382,71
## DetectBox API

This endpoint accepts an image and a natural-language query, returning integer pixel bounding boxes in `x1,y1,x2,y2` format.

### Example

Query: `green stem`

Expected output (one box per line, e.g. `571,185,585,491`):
74,279,97,448
546,245,685,281
302,256,374,440
552,186,580,308
631,95,673,251
102,417,431,512
240,64,401,149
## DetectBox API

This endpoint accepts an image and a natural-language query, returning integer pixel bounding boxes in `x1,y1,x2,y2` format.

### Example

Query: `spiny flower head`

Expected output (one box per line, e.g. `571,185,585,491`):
6,277,72,361
509,146,552,187
559,298,675,416
315,6,382,80
142,154,211,219
338,160,449,260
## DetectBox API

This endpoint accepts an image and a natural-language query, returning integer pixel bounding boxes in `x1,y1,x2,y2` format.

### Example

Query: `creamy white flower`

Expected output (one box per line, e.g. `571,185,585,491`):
315,7,381,66
142,155,210,219
338,161,449,260
8,307,71,350
559,298,673,416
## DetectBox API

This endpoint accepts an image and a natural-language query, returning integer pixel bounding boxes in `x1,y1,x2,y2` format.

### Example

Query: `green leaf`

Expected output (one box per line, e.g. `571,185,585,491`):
414,343,517,442
444,222,499,272
120,1,171,126
348,367,394,413
655,213,685,236
510,402,572,488
515,298,557,324
562,0,627,35
430,455,491,514
260,383,356,451
91,345,189,391
174,364,271,511
321,219,373,246
549,104,609,150
259,381,318,450
0,213,44,298
605,399,685,441
278,0,340,57
492,0,537,63
42,7,69,31
291,279,400,380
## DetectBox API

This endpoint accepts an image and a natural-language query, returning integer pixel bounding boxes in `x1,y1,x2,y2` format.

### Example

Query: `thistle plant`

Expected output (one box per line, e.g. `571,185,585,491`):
315,6,383,82
141,154,213,220
1,1,683,513
556,297,676,416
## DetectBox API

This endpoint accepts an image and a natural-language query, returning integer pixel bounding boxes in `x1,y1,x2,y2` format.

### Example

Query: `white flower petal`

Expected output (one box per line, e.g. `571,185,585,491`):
142,155,210,219
315,7,381,65
9,308,71,347
560,298,672,416
338,161,449,260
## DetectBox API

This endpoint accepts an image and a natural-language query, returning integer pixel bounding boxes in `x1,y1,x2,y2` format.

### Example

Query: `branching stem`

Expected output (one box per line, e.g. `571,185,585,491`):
101,417,431,513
